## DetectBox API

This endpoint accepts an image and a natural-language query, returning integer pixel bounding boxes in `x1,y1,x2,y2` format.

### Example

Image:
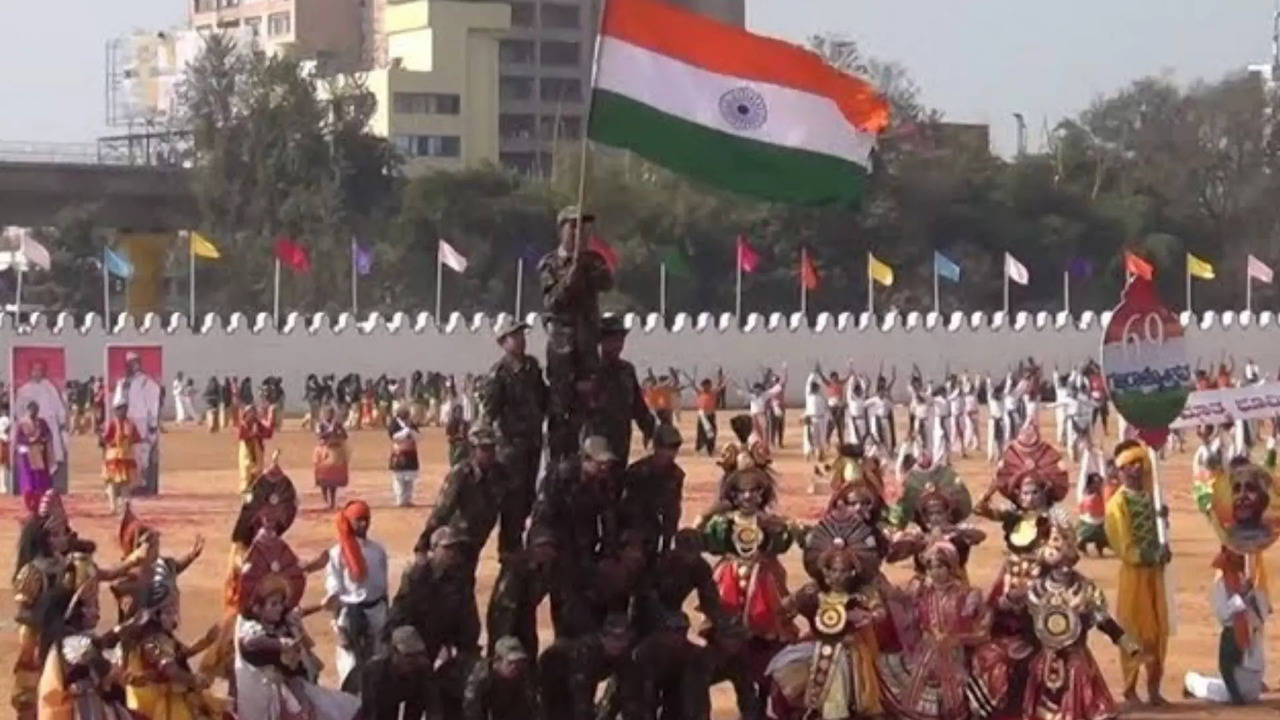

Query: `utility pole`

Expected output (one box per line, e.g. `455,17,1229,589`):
1012,113,1027,157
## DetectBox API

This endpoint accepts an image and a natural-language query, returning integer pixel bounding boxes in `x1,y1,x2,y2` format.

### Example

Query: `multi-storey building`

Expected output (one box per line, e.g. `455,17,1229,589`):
188,0,365,71
496,0,744,175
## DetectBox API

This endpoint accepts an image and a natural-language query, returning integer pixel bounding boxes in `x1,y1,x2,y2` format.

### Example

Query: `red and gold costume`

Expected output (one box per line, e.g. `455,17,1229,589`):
101,415,142,487
236,407,275,493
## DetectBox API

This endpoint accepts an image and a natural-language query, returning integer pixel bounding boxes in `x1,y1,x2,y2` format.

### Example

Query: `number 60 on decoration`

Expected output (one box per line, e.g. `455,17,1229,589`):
1101,276,1192,431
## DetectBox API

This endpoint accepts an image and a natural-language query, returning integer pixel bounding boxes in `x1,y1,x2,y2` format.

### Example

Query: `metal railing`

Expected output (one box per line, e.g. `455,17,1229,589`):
0,141,106,165
0,132,194,168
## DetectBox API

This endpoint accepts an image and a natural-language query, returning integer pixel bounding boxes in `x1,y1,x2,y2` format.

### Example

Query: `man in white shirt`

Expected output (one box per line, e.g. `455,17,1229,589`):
1184,548,1269,704
14,359,69,492
114,351,162,494
324,500,390,690
172,372,196,424
802,369,829,462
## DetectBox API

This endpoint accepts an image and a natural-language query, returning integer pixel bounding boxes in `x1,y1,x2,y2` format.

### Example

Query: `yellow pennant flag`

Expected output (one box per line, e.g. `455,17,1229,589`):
868,253,894,287
190,232,221,259
1187,252,1214,280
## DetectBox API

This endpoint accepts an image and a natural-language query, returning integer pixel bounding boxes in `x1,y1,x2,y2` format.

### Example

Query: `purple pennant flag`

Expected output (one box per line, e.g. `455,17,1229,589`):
353,240,373,275
1067,257,1093,279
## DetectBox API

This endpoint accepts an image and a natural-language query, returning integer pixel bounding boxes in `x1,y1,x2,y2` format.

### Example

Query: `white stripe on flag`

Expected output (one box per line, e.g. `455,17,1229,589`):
1004,252,1029,286
438,239,469,273
1248,254,1273,284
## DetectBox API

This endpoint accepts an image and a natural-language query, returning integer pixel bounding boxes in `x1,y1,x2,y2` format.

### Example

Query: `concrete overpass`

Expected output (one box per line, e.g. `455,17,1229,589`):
0,160,198,230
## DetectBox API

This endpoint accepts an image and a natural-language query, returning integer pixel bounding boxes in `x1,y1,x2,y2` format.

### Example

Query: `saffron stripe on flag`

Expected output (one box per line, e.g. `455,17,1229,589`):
591,90,869,206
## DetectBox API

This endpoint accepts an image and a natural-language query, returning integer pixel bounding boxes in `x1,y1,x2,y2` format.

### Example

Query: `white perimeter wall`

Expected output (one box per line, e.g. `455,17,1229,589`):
3,308,1277,411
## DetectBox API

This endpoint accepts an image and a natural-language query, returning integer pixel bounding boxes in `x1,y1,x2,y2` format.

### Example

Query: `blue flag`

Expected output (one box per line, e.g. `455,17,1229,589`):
934,251,960,282
352,240,373,275
104,247,134,279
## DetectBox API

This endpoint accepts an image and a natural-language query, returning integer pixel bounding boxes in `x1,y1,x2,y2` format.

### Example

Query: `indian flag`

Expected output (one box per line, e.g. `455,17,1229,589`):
589,0,889,206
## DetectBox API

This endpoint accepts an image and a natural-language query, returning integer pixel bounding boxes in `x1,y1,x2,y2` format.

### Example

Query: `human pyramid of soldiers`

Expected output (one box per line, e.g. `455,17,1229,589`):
12,206,1272,720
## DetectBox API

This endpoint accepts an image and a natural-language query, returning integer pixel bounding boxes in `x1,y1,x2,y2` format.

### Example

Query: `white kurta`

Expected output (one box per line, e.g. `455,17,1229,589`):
324,538,390,686
114,373,161,473
13,378,67,467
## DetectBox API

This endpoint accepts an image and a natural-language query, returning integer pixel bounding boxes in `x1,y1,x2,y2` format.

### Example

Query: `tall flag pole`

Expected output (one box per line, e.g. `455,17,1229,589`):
660,261,668,319
1003,252,1029,315
187,232,220,322
1062,270,1070,315
735,235,759,324
273,257,281,326
800,248,807,317
189,233,196,321
436,239,469,323
932,251,960,315
1247,254,1274,313
735,242,743,324
103,247,110,328
867,253,893,315
351,240,358,316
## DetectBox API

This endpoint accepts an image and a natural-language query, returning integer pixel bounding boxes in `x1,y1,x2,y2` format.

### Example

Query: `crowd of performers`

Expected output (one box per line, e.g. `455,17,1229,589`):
9,205,1279,720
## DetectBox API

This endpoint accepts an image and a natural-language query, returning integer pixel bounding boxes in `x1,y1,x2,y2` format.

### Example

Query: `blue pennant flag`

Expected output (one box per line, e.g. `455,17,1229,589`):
353,240,373,275
934,251,960,282
104,247,134,279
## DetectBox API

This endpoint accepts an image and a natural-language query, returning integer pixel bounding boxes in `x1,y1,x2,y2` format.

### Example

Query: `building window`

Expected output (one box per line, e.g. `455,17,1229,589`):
501,152,536,175
393,134,462,158
499,114,536,140
392,92,461,115
193,0,215,12
499,40,535,64
499,76,534,101
510,2,535,27
541,3,580,28
540,77,582,102
267,11,291,36
540,41,579,67
540,115,582,140
219,0,240,7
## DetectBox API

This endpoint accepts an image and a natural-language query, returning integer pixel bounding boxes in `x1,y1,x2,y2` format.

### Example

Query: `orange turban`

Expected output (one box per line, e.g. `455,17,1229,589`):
336,500,371,582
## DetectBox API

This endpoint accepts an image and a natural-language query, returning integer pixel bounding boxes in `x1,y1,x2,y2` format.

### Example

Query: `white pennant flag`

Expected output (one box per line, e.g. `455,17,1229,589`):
1004,252,1029,286
438,239,468,273
3,227,51,271
1248,254,1273,284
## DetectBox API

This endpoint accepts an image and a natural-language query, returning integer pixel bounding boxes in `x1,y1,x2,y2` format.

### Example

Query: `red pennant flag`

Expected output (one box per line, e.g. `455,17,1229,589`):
737,235,760,273
1124,251,1153,281
801,248,819,290
588,234,618,273
274,235,312,273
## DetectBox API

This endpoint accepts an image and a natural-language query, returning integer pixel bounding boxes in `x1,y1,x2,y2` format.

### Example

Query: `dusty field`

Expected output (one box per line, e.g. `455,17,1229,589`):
3,410,1280,719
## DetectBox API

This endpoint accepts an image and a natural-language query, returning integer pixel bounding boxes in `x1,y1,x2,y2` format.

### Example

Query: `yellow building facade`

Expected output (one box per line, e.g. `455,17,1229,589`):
364,0,510,175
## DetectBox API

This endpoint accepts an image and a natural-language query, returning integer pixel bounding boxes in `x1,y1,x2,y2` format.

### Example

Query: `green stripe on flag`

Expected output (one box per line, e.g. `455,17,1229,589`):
589,90,870,206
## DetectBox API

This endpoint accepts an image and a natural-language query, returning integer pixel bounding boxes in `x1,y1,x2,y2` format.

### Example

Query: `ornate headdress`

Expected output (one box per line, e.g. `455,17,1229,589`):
1035,516,1080,569
236,530,306,615
232,454,298,545
118,503,156,561
994,424,1069,505
802,508,883,585
899,464,972,528
920,538,961,571
717,466,777,511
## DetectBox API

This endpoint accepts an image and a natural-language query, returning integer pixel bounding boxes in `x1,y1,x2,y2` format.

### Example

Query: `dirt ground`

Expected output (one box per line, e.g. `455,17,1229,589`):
4,410,1280,719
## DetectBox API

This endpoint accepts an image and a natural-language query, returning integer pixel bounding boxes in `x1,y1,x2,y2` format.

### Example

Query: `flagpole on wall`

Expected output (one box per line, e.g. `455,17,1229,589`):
435,244,444,324
735,245,743,325
102,246,110,331
1062,270,1070,315
515,257,524,318
188,233,196,322
1003,266,1010,316
932,261,939,315
1247,271,1253,315
273,257,281,327
1185,262,1192,315
15,262,23,319
660,261,668,321
799,248,807,317
350,240,358,317
866,252,874,317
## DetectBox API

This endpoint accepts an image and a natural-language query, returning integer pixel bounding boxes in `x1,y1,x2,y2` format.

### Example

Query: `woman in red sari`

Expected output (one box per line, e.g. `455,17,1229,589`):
697,456,796,699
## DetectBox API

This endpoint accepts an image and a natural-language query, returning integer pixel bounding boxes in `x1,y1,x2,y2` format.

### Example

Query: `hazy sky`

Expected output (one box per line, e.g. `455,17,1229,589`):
1,0,1276,155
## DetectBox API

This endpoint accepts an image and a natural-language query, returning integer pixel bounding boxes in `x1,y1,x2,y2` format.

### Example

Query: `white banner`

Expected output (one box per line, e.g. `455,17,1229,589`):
1170,381,1280,428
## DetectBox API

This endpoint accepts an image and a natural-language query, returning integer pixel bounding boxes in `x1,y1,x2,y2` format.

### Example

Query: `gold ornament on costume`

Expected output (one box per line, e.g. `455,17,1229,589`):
814,592,850,635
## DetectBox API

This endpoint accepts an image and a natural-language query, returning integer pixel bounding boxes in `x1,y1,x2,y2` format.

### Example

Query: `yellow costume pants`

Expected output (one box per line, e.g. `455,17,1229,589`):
1115,564,1168,688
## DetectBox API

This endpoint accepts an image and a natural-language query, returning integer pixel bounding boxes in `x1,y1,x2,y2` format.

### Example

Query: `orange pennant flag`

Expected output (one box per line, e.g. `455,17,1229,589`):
801,248,819,290
1124,251,1154,281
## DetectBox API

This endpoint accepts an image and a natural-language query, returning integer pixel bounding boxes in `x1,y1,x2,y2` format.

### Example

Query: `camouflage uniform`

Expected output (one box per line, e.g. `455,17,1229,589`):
485,528,578,657
590,315,656,466
537,616,634,720
356,627,440,720
463,637,540,720
417,427,511,563
634,528,726,636
483,323,548,555
387,529,481,665
616,613,703,720
686,622,764,720
619,426,685,557
539,207,613,461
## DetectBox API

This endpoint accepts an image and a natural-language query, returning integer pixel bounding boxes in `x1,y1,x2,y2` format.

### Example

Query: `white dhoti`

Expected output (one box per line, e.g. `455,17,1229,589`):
334,602,388,688
391,470,418,506
803,415,828,458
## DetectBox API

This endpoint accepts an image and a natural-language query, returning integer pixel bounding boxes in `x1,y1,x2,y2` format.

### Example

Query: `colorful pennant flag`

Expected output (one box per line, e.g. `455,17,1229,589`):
104,247,134,279
801,248,819,290
1124,251,1153,281
1004,252,1029,286
437,239,469,273
1067,257,1093,279
190,232,221,259
737,235,760,273
274,236,312,273
868,253,894,287
353,241,373,275
588,235,618,273
7,229,52,271
933,251,960,282
1248,254,1274,284
1187,252,1215,280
